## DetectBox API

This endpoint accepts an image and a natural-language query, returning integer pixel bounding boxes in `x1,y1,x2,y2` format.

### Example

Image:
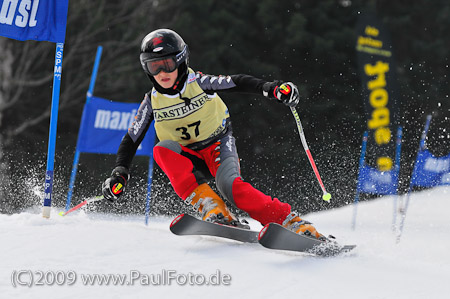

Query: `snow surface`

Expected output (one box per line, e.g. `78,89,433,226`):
1,186,449,299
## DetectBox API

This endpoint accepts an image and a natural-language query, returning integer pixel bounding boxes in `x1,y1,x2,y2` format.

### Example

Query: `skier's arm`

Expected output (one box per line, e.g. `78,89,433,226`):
116,93,154,169
114,130,148,169
102,94,154,202
196,72,299,106
196,72,267,94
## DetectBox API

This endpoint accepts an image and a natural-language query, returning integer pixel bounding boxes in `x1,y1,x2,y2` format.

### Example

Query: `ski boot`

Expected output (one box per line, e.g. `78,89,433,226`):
185,183,249,229
282,212,327,241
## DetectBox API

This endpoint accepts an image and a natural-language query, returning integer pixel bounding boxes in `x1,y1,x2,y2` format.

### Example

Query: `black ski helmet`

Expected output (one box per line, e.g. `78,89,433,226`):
140,29,189,90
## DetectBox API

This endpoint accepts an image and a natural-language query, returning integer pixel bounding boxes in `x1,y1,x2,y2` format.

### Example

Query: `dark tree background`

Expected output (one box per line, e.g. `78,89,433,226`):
0,0,448,217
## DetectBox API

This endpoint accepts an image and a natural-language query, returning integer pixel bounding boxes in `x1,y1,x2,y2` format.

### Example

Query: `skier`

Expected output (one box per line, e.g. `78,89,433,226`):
102,28,325,240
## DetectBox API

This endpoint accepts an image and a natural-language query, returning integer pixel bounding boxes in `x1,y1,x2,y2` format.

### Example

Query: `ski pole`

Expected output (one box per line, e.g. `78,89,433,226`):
396,115,432,243
290,107,331,202
59,196,103,216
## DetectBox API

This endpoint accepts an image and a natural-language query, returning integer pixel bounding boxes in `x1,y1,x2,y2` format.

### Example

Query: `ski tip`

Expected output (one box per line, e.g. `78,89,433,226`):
58,211,65,217
170,214,185,228
309,242,357,257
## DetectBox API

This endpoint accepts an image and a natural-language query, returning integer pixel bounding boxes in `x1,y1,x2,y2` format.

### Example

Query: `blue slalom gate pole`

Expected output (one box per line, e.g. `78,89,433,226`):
391,126,403,231
352,131,368,230
397,115,432,242
144,121,156,225
42,43,65,218
87,46,103,99
65,46,103,211
145,155,155,226
66,151,81,211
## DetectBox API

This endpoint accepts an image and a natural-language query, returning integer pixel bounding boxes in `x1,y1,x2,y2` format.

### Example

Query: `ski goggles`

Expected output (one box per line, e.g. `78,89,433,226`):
141,45,188,76
146,58,177,76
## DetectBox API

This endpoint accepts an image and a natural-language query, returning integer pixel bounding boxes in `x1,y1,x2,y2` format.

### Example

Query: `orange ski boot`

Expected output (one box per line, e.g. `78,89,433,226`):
282,212,327,241
185,183,244,227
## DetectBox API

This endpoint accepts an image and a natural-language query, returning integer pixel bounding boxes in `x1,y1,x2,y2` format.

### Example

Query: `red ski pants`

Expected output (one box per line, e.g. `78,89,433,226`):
153,135,291,225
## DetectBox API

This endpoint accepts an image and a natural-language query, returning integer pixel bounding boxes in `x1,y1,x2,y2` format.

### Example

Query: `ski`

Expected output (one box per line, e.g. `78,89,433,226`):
258,223,356,257
170,213,259,243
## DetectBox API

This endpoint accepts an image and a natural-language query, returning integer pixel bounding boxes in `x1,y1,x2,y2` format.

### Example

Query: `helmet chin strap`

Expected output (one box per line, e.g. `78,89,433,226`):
172,79,180,90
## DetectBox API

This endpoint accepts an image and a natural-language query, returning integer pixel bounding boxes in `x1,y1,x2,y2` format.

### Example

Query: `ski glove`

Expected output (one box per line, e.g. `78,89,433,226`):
102,166,130,202
263,81,300,107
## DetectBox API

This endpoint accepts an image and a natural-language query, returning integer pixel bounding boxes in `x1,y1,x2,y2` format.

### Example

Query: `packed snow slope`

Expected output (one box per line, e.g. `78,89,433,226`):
1,186,449,299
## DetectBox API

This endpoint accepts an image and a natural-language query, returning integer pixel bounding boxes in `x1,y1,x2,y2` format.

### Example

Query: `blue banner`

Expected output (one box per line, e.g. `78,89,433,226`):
78,96,154,156
356,127,402,195
358,165,399,195
411,149,450,187
0,0,69,43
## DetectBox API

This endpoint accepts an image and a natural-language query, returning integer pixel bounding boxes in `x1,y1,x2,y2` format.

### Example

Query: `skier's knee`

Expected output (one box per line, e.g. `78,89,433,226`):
216,157,240,206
